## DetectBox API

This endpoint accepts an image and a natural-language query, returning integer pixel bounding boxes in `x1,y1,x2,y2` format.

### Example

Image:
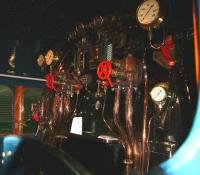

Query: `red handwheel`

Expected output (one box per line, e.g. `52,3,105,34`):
45,73,62,92
97,60,113,87
45,74,54,89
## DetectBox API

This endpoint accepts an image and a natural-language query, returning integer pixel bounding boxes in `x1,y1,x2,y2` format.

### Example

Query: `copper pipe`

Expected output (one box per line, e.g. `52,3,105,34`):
55,92,72,147
58,93,64,115
101,85,134,164
72,89,80,117
102,87,116,133
14,86,25,135
113,86,133,164
51,92,71,146
64,92,71,115
50,93,62,144
35,90,53,140
101,85,122,135
125,82,139,167
140,57,150,173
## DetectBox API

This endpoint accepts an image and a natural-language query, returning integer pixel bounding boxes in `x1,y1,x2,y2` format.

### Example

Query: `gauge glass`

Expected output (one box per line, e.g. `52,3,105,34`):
137,0,159,25
150,86,166,102
45,50,54,65
37,54,44,67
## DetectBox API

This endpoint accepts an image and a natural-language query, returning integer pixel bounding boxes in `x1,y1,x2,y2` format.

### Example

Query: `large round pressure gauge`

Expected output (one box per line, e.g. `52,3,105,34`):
136,0,163,29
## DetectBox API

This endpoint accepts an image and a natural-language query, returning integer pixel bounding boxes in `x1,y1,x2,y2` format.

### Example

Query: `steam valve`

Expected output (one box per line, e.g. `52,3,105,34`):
97,60,113,87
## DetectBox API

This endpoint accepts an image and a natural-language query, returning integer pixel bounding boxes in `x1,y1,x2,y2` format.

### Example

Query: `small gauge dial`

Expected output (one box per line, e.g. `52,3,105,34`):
150,86,167,102
37,54,44,67
45,50,55,66
136,0,160,26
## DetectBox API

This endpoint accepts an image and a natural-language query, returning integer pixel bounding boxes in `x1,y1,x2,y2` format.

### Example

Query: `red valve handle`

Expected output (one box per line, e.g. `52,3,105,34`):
74,83,83,90
45,74,62,92
161,37,176,67
32,112,40,122
97,60,113,87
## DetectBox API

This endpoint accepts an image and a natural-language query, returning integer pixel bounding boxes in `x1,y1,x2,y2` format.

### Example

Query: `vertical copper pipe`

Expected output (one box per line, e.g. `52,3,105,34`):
58,92,64,116
14,86,24,135
53,92,71,147
113,86,133,164
140,57,149,172
64,92,71,115
125,82,139,167
51,92,65,144
102,86,121,134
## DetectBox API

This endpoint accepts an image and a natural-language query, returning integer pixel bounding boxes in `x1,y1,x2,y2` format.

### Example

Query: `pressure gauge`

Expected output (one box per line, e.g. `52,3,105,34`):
150,86,166,102
136,0,163,30
150,82,169,103
45,50,55,65
37,54,44,67
44,49,59,66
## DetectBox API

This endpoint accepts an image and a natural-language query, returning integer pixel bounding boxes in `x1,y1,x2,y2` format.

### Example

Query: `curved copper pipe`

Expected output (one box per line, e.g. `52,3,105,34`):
113,86,133,164
125,83,140,167
51,91,73,146
50,93,63,144
35,90,55,141
102,88,116,133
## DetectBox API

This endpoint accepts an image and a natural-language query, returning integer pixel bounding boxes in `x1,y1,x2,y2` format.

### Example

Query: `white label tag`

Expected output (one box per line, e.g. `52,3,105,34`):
70,117,82,135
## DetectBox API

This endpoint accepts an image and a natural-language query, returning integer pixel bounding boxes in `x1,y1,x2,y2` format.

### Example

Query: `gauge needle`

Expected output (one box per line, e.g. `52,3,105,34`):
155,90,162,98
141,4,154,21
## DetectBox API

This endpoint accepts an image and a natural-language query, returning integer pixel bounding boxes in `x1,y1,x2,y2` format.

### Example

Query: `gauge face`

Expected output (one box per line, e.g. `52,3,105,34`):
150,86,166,102
137,0,159,25
45,50,54,66
37,54,44,67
